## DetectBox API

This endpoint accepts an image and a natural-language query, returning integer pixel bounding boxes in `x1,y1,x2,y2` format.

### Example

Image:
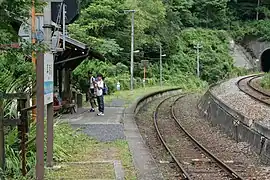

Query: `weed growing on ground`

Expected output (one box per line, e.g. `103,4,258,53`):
261,73,270,90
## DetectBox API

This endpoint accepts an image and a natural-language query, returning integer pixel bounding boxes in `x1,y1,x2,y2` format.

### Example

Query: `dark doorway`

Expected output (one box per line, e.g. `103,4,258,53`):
260,49,270,72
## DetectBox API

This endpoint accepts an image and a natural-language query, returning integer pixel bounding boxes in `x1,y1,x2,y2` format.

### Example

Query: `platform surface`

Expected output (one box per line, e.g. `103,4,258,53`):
60,107,125,142
61,107,124,125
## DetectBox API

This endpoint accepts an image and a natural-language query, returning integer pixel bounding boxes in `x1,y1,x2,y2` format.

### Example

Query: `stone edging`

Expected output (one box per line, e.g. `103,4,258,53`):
122,87,182,180
125,87,182,114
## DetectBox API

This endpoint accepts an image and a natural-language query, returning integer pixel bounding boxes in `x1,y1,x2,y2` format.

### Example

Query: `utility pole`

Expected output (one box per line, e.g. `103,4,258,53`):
159,44,166,87
256,0,260,21
124,10,135,91
194,43,202,77
160,44,162,87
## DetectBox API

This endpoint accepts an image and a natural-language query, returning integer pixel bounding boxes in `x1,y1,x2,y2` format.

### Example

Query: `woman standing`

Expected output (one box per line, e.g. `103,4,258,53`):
95,74,105,116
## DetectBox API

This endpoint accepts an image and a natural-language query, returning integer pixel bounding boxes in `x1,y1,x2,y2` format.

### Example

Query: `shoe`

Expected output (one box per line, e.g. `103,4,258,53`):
97,112,104,116
89,108,95,112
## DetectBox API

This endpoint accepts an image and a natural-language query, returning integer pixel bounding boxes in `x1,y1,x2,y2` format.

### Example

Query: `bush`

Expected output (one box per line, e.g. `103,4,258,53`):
169,28,234,84
5,121,91,179
261,73,270,89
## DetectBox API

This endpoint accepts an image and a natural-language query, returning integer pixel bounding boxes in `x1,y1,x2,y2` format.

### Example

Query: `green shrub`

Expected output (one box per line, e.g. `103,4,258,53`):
4,121,92,179
261,73,270,89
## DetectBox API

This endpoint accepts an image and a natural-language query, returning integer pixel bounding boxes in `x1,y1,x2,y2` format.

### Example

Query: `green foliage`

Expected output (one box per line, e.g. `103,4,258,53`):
170,28,233,83
5,121,91,179
261,73,270,90
0,51,34,93
231,20,270,41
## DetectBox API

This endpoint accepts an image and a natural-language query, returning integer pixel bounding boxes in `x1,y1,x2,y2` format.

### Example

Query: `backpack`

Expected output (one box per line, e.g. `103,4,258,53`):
103,82,108,95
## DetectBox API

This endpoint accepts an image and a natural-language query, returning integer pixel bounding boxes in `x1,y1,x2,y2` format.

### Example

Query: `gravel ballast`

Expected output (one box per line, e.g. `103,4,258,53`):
211,76,270,122
174,94,270,179
135,96,181,180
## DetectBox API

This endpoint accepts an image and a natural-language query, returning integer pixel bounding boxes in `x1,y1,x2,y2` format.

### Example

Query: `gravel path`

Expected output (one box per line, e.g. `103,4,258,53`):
211,76,270,122
174,94,270,179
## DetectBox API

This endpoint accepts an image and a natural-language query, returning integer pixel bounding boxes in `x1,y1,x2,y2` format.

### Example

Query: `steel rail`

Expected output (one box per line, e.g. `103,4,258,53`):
247,74,270,97
153,95,192,180
171,96,244,180
154,95,245,180
237,74,270,106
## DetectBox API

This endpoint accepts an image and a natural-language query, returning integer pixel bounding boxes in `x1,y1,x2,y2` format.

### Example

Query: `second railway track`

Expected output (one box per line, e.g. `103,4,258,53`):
153,95,244,180
237,74,270,105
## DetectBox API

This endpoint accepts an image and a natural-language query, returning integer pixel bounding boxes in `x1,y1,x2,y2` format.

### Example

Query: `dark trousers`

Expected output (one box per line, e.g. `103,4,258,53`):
89,89,97,108
97,95,104,113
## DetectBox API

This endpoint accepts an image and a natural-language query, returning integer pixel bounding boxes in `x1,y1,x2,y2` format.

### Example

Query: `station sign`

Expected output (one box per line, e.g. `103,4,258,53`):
44,53,54,105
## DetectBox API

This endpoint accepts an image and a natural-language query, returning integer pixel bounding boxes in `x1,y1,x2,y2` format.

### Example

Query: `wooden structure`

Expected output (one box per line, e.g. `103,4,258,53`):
54,35,104,102
0,92,29,177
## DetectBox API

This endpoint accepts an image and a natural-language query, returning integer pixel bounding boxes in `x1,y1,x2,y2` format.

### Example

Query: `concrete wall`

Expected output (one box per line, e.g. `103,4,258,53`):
245,39,270,59
198,91,270,164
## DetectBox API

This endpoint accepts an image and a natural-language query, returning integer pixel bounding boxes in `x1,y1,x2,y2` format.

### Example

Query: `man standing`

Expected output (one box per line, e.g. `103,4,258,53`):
88,71,97,112
95,74,104,116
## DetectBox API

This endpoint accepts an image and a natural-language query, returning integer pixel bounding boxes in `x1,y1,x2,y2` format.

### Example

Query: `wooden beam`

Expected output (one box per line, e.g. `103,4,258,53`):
3,119,21,126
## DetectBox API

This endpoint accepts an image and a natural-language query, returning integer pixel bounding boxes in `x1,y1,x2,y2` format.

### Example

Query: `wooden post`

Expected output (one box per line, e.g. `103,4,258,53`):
36,52,45,179
31,0,37,121
144,66,146,81
17,99,28,176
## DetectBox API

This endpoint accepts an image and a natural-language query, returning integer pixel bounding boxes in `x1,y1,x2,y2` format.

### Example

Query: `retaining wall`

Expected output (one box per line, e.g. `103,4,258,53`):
198,91,270,164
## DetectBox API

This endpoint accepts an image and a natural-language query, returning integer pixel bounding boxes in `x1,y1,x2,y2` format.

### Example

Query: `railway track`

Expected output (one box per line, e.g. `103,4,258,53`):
153,95,244,180
237,74,270,105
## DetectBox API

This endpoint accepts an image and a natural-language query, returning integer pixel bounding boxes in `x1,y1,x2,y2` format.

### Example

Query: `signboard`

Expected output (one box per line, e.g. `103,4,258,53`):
18,15,44,42
141,60,149,67
52,0,80,25
44,53,54,105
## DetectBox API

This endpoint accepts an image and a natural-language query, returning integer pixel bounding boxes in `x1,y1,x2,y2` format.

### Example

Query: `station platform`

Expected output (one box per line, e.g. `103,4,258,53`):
60,106,125,142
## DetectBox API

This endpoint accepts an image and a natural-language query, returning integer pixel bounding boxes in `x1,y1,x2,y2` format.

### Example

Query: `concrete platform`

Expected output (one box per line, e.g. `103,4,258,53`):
60,107,125,142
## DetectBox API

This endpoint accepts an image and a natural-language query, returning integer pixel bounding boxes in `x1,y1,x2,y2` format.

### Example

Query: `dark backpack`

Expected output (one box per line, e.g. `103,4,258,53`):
103,82,108,95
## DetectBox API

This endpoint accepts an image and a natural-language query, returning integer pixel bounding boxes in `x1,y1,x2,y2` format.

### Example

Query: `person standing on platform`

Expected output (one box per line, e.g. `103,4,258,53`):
95,74,105,116
88,71,97,112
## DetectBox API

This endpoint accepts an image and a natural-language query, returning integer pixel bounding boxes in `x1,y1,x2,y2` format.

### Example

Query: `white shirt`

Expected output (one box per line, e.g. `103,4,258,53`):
96,80,104,96
90,76,95,89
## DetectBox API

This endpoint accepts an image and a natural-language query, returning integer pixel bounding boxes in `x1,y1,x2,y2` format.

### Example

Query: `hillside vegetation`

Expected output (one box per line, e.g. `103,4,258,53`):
71,0,270,93
1,0,270,93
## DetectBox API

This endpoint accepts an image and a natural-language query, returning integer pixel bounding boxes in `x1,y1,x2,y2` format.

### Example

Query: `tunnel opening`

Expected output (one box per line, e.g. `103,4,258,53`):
260,49,270,72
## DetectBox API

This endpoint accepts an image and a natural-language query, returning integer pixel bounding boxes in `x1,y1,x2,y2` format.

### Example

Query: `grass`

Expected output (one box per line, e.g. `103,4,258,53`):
46,135,137,180
260,73,270,90
46,163,115,179
104,85,179,106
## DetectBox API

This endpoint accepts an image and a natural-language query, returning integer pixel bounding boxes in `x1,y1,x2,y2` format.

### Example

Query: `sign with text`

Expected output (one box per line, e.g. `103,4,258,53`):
44,53,54,105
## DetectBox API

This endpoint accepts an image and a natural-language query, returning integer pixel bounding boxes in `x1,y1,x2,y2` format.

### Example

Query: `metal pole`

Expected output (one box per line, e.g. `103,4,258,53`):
256,0,260,20
196,46,200,77
130,11,135,91
194,43,202,77
43,0,54,168
160,44,162,87
62,3,66,50
36,52,45,179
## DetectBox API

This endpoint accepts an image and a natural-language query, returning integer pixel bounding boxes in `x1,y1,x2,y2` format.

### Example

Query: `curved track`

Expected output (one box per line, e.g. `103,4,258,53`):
153,95,244,180
237,74,270,105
